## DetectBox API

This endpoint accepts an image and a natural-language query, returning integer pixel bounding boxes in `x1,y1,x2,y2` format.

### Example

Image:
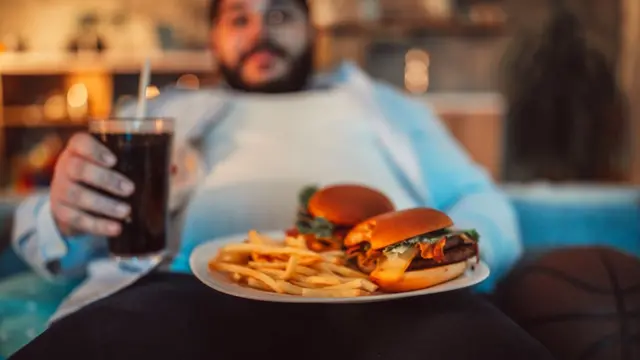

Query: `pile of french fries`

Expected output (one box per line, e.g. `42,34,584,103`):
209,230,379,298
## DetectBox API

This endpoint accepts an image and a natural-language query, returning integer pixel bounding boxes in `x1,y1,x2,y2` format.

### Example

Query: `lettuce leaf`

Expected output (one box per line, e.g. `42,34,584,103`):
294,185,336,238
298,185,319,209
296,215,334,239
384,229,479,254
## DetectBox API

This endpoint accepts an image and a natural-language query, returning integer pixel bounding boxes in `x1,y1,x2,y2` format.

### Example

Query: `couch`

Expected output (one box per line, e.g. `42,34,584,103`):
0,184,638,359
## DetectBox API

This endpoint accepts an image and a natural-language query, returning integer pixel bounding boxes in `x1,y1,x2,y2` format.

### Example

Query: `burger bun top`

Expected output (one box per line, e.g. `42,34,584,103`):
307,184,395,226
344,208,453,249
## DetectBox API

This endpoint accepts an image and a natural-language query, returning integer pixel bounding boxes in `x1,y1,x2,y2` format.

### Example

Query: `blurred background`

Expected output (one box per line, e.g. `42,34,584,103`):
0,1,639,357
0,0,638,256
0,0,637,191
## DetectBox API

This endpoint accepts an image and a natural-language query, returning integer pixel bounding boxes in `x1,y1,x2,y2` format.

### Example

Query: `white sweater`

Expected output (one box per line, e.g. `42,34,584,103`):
179,86,418,248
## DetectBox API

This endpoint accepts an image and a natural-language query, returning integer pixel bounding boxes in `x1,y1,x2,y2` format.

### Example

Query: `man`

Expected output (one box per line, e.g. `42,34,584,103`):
9,0,552,359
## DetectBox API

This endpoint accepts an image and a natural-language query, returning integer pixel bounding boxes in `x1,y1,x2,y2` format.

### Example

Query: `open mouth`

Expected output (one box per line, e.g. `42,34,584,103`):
249,51,278,69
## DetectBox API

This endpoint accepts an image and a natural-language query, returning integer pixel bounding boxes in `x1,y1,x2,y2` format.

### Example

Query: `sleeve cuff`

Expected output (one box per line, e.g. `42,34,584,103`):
11,199,70,281
13,198,108,281
37,201,108,279
36,200,70,261
25,200,71,280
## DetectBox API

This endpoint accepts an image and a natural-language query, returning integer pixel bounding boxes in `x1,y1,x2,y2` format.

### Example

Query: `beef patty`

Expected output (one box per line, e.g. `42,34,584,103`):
407,235,478,270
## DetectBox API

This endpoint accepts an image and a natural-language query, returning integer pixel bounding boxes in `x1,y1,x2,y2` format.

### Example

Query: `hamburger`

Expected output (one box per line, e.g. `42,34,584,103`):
288,184,395,252
344,208,480,292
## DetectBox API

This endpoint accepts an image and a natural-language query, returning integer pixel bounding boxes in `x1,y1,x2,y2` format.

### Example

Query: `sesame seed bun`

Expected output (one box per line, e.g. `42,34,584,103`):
307,184,395,226
344,208,454,250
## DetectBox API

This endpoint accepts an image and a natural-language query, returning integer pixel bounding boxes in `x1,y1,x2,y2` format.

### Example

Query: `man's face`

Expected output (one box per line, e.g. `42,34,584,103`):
211,0,313,93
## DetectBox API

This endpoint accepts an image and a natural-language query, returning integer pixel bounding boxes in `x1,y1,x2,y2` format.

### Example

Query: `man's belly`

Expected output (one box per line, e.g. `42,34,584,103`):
181,180,306,242
174,89,421,255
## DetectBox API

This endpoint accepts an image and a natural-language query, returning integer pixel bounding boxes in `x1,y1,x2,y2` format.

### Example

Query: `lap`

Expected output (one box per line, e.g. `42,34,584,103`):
11,273,554,360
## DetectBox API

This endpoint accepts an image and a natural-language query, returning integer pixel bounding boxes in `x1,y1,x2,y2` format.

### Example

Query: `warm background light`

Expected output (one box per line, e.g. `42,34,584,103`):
43,94,66,121
404,48,430,94
66,83,88,108
66,83,89,120
145,85,160,99
177,74,200,89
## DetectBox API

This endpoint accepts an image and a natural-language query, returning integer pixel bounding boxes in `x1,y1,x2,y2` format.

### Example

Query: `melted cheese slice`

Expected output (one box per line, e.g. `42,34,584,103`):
370,246,418,283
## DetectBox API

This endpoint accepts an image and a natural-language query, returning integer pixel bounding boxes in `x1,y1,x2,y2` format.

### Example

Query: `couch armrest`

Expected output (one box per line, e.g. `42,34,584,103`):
0,200,28,278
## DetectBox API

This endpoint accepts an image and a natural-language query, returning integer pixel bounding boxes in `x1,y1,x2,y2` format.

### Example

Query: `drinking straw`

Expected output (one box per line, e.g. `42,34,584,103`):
135,58,152,121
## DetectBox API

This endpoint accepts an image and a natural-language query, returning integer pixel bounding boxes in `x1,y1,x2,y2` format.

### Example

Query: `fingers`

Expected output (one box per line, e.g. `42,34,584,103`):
52,201,122,237
51,132,134,237
66,157,135,197
61,182,131,220
66,133,116,167
50,176,130,237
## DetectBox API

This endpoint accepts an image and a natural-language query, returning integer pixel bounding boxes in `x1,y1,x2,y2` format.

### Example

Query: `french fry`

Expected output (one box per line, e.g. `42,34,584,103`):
322,256,345,265
222,243,322,259
301,288,368,298
260,269,312,284
323,250,345,258
209,230,376,298
294,266,318,276
305,276,342,286
258,268,287,278
231,272,244,283
248,261,288,269
359,279,379,293
291,280,326,289
247,278,271,291
217,252,249,264
248,262,317,276
251,253,273,263
298,257,322,266
276,280,304,296
325,263,368,279
325,279,379,292
318,271,344,281
283,255,299,280
325,279,361,289
311,262,334,274
285,236,308,249
210,262,282,293
248,230,279,245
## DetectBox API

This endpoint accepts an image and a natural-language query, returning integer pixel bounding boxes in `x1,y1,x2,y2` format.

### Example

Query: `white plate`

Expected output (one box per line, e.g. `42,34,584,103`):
190,231,490,303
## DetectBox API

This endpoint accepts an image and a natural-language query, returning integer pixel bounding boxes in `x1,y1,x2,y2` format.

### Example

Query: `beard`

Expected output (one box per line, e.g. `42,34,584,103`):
218,40,314,94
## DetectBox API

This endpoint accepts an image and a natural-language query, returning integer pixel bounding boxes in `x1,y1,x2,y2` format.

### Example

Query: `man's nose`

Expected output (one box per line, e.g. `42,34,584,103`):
244,18,262,44
251,16,276,43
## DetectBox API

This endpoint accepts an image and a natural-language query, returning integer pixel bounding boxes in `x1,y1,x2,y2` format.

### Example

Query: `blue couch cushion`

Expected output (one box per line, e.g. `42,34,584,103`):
0,272,78,357
506,184,640,257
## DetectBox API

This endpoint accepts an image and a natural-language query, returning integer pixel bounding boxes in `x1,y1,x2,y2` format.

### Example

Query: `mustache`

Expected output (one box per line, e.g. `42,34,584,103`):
239,41,289,65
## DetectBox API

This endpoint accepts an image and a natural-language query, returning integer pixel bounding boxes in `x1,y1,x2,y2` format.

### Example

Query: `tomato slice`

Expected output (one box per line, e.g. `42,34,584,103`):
418,237,447,262
285,228,300,237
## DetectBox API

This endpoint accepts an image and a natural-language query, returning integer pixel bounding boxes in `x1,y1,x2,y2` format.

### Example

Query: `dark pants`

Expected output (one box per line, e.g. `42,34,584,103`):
11,273,554,360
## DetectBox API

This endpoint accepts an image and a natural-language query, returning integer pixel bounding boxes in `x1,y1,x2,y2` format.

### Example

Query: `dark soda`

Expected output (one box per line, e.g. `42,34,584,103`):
91,131,173,257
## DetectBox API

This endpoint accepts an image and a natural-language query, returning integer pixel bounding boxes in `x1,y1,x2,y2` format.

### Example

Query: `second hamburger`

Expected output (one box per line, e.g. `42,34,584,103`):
289,184,395,252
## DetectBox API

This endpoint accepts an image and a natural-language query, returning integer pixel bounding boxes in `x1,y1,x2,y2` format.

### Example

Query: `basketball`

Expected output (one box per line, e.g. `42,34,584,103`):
495,247,640,360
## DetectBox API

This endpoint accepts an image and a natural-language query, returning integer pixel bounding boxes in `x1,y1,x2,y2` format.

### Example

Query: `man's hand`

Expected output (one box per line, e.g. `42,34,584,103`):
50,133,135,237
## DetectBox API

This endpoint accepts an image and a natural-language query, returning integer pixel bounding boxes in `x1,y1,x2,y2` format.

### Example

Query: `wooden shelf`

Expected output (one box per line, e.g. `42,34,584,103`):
0,51,215,75
317,19,507,37
2,121,87,128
